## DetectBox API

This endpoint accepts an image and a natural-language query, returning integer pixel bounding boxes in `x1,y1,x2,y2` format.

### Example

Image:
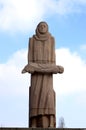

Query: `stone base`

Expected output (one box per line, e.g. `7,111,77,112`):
0,128,85,130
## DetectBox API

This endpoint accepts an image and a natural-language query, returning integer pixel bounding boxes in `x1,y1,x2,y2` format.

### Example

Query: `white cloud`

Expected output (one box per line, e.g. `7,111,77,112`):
80,44,86,51
0,49,30,96
0,48,86,97
0,0,45,32
0,0,86,31
54,48,86,95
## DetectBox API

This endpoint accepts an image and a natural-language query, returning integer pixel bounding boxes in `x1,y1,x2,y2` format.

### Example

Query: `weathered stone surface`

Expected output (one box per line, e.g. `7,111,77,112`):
22,21,64,128
22,63,64,74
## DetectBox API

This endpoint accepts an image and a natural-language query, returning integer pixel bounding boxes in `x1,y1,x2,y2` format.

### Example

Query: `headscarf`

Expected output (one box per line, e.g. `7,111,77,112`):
33,21,51,41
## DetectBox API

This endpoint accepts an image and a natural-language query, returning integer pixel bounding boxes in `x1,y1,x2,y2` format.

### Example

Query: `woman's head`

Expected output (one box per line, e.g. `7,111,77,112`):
37,21,48,34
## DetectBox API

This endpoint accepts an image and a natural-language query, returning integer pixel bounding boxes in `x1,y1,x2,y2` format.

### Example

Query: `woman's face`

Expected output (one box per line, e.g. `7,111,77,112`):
38,22,48,34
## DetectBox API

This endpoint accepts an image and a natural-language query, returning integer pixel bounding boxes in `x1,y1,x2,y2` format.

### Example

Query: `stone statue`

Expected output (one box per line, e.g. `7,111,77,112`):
22,21,64,128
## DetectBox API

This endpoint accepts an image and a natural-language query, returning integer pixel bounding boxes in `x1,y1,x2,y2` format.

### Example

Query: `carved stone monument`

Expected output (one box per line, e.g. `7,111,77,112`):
22,21,64,128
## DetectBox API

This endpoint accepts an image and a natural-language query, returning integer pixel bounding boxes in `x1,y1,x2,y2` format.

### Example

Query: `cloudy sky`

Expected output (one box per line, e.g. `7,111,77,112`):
0,0,86,128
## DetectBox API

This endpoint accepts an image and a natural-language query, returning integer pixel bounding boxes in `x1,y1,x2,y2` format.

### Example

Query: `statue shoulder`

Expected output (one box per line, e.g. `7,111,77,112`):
29,36,33,41
29,36,35,44
50,36,55,44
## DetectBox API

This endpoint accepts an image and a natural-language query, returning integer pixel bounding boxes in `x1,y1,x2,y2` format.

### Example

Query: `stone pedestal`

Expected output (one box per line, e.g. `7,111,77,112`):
0,128,85,130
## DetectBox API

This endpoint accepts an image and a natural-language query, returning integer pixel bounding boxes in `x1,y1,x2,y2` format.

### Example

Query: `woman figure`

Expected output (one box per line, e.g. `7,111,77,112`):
22,21,64,128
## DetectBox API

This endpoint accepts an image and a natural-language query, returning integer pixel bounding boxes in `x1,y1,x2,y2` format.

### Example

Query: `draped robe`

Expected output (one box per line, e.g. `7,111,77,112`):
28,35,56,118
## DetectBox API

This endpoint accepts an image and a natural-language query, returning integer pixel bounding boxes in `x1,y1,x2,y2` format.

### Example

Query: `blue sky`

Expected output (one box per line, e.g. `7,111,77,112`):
0,0,86,128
